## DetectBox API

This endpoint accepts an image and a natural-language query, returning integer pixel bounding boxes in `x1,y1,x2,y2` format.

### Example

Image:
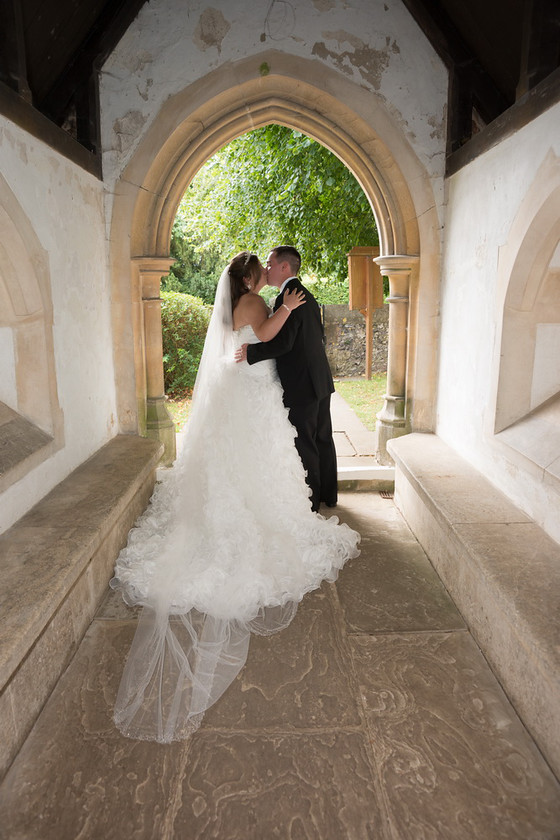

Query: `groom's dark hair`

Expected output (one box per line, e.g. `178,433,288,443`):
272,246,301,276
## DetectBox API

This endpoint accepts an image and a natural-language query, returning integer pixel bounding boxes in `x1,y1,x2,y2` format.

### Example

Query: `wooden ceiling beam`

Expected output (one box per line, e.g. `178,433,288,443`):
37,0,147,140
517,0,560,98
0,0,32,102
400,0,511,151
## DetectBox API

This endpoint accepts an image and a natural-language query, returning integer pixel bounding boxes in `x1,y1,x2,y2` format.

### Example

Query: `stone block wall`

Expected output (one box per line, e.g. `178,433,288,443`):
323,304,388,378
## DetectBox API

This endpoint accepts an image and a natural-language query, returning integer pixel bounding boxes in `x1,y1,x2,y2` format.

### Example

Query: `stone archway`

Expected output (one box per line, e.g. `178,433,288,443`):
108,55,441,463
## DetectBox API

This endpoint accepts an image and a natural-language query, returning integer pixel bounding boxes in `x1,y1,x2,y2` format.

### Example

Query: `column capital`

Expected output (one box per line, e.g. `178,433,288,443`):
373,254,419,274
132,256,175,276
133,256,175,299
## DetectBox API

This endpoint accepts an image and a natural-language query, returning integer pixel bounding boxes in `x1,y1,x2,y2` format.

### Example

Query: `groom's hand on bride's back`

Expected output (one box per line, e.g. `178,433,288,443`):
235,343,249,363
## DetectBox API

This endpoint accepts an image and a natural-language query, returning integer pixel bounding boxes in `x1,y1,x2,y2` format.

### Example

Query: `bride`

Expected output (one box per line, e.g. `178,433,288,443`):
110,251,361,742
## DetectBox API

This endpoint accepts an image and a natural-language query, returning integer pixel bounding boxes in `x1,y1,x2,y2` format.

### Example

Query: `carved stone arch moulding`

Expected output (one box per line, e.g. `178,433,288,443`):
143,99,402,259
109,59,439,458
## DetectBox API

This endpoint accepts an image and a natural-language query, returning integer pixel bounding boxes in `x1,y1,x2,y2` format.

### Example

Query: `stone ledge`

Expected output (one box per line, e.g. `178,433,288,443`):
0,435,162,779
0,403,55,494
388,433,560,781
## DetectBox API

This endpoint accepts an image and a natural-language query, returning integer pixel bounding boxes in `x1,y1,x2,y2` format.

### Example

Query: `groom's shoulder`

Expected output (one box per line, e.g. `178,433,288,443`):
297,278,318,302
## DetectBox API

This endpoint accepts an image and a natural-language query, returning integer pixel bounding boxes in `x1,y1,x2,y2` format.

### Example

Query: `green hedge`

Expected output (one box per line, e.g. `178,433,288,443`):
161,291,212,395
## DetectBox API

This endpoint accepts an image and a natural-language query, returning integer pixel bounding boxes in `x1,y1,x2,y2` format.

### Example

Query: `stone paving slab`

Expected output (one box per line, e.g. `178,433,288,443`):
1,492,559,840
331,390,379,459
170,730,384,839
333,429,356,457
202,584,362,731
334,493,466,634
350,630,560,840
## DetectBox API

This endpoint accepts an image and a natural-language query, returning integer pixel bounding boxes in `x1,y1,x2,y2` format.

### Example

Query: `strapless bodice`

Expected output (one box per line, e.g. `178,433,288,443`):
233,324,261,345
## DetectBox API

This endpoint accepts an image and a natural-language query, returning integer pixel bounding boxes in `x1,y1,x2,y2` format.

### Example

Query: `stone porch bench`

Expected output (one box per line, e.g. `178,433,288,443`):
388,433,560,781
0,435,162,780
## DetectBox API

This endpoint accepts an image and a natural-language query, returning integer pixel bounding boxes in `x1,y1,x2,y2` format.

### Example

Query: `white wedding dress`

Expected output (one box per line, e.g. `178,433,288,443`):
110,273,360,742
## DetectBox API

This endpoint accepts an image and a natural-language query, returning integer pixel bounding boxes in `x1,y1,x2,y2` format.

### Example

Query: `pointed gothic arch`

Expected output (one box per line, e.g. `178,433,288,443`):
108,54,441,462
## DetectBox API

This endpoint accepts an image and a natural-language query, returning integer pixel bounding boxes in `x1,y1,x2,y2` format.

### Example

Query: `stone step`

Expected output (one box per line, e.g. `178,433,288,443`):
0,435,162,780
388,432,560,780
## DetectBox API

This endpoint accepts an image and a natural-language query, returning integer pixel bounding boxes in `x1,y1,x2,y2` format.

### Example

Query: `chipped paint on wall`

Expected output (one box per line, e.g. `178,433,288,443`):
112,110,148,155
310,0,337,11
193,7,231,52
312,30,398,90
101,0,446,181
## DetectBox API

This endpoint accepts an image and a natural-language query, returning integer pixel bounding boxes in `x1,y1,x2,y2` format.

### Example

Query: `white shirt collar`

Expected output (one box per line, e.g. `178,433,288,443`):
279,276,298,293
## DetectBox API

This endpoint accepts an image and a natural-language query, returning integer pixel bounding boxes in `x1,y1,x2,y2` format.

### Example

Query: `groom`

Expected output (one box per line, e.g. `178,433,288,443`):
236,245,337,512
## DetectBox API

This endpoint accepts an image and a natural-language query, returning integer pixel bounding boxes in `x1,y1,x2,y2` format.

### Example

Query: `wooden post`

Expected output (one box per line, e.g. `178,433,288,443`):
347,246,383,379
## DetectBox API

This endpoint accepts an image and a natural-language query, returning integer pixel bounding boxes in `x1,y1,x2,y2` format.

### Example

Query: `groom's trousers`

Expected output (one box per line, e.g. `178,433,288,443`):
288,394,338,512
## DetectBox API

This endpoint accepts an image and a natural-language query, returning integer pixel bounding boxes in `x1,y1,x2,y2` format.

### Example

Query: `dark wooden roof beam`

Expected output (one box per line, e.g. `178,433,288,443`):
400,0,511,151
37,0,147,133
0,0,32,102
517,0,560,98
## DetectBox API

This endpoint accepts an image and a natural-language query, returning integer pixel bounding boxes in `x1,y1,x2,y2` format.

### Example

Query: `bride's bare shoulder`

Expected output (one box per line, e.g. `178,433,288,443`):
233,293,269,329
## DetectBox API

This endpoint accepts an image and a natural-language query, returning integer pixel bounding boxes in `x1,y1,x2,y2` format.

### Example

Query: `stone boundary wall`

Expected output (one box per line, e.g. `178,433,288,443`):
323,304,388,378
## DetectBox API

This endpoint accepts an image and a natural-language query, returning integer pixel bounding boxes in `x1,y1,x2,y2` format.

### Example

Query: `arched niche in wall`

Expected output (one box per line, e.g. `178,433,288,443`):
0,176,64,492
494,151,560,483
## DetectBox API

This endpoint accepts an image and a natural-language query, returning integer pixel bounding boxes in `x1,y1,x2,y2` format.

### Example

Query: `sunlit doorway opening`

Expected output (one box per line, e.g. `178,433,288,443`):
159,124,386,441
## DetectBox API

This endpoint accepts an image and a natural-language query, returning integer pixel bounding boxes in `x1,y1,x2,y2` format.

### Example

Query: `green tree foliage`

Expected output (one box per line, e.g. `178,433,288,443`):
164,226,223,303
161,291,212,395
166,125,378,303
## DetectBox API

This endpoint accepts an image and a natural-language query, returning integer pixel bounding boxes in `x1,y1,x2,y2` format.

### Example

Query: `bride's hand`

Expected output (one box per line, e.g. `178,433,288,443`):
283,288,306,311
235,343,248,363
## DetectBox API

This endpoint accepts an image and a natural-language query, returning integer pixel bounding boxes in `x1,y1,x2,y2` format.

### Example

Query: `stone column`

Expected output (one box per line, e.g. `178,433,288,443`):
373,255,419,464
133,257,176,466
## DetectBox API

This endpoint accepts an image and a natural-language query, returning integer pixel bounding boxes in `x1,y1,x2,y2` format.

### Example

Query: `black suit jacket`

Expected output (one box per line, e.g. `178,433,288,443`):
246,278,334,408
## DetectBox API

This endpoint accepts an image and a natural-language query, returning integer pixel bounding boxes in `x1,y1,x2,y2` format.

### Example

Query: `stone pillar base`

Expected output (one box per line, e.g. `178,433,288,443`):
145,397,176,466
376,419,408,465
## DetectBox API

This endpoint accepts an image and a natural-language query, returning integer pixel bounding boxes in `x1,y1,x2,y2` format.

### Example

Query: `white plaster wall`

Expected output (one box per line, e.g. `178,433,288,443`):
437,102,560,543
100,0,447,206
0,116,117,533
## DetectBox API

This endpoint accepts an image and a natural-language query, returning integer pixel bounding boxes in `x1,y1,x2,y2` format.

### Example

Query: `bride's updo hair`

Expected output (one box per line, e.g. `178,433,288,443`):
228,251,261,311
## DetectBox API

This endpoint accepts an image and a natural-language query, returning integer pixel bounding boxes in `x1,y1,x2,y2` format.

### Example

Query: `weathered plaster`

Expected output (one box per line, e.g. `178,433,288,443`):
112,110,148,155
100,0,447,199
311,0,338,11
193,7,231,52
311,32,393,90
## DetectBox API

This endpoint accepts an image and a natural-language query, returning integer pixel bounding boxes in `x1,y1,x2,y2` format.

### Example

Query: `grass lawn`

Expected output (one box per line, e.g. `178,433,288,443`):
166,373,387,433
334,374,386,432
166,393,192,431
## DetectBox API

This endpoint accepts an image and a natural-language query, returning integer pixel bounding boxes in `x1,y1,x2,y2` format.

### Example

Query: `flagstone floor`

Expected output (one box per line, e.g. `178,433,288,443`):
1,491,559,839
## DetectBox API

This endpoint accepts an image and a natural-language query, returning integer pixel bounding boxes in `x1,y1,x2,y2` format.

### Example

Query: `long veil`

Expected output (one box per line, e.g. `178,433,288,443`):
111,263,298,742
